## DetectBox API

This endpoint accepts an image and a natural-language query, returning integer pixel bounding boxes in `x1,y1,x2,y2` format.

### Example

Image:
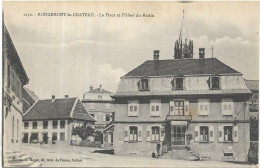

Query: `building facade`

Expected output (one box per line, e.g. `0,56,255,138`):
82,84,114,131
22,96,95,144
112,50,251,162
3,24,29,152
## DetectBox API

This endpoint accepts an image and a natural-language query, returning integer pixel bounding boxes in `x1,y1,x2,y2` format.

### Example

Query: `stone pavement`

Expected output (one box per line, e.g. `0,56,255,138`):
20,143,256,167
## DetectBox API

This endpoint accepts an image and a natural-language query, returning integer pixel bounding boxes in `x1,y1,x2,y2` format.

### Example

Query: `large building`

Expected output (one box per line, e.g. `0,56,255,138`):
112,49,251,162
82,84,114,131
22,96,95,144
3,24,29,153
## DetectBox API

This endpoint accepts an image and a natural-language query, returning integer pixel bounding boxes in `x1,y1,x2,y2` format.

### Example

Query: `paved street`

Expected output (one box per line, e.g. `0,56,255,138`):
20,143,256,167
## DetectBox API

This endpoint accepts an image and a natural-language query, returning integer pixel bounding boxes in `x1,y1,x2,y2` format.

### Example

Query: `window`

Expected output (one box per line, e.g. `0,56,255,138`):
198,99,210,116
60,120,65,129
172,78,184,90
105,103,110,110
33,122,37,129
60,132,65,141
7,64,10,88
128,101,139,117
98,95,102,99
222,99,234,115
43,121,48,129
210,76,220,90
138,79,149,91
108,132,113,144
151,126,160,141
174,101,184,115
105,114,111,121
200,126,209,142
150,102,161,116
90,103,95,109
24,122,29,129
53,120,58,129
224,126,233,142
129,126,138,142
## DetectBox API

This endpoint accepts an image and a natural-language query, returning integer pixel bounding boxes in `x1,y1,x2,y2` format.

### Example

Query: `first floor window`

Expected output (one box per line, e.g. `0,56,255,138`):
43,121,48,129
53,120,58,129
224,126,233,142
200,126,209,142
24,122,29,129
151,126,160,141
33,122,37,129
60,120,65,129
128,102,139,117
129,126,138,141
174,101,184,115
90,103,95,109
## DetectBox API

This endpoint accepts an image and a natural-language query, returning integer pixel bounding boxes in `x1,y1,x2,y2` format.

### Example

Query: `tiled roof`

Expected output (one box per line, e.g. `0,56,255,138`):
245,80,259,92
124,58,239,77
23,98,95,122
88,88,112,94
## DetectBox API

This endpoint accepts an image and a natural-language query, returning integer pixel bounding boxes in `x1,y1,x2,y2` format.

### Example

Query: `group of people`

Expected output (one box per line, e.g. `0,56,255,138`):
71,134,81,146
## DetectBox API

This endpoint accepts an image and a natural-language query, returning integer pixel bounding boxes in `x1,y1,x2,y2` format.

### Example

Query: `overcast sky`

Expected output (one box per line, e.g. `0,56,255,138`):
3,1,259,99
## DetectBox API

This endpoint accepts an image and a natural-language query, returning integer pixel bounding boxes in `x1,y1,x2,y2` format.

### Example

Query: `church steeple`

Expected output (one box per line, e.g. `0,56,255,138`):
174,10,193,59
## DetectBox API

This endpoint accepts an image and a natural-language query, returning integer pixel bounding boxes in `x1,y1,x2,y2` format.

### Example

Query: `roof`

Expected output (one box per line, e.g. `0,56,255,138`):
245,80,259,92
3,24,29,85
124,58,240,77
88,88,112,94
23,97,95,122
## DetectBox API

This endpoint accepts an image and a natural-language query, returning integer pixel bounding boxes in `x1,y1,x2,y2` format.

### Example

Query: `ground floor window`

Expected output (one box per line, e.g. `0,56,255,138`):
200,126,209,142
151,126,160,141
172,125,186,145
60,132,65,141
129,126,138,142
224,126,233,142
52,132,57,141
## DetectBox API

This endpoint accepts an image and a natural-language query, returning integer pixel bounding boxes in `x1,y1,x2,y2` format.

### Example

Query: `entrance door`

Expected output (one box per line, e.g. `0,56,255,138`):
23,133,28,143
171,125,186,145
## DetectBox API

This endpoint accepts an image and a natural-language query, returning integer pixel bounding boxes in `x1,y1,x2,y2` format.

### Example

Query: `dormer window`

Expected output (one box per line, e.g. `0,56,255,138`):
172,77,184,90
210,76,220,90
138,78,149,91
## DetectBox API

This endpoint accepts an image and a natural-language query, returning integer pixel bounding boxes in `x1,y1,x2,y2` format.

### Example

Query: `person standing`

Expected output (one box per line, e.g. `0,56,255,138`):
156,141,161,158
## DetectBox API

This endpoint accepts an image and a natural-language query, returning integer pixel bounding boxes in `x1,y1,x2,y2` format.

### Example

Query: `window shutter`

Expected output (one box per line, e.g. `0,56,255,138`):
194,126,199,142
146,126,151,142
124,126,129,142
171,78,176,90
103,114,106,121
233,125,238,142
184,100,189,116
218,126,223,142
209,126,214,142
160,126,165,142
170,101,175,115
138,126,142,142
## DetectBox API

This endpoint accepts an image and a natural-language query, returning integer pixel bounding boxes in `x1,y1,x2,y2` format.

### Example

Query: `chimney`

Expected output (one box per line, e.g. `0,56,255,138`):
199,48,205,59
153,50,160,60
64,95,69,98
89,85,93,91
99,84,103,91
51,95,55,103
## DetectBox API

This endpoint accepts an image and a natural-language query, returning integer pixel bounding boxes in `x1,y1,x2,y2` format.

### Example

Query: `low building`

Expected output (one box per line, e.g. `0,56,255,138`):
22,96,95,144
22,87,39,113
82,84,114,131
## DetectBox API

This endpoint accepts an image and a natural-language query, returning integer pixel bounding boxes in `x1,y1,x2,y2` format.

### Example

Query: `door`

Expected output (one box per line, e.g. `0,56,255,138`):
60,132,65,141
171,125,186,145
23,133,28,143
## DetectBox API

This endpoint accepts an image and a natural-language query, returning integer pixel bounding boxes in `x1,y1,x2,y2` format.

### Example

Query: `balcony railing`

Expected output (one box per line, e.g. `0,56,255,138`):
166,115,192,121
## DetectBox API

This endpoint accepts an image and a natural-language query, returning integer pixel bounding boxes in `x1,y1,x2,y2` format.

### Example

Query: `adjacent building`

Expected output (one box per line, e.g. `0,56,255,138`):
112,49,251,162
22,87,39,113
22,96,95,144
3,24,29,152
82,84,114,131
245,80,259,119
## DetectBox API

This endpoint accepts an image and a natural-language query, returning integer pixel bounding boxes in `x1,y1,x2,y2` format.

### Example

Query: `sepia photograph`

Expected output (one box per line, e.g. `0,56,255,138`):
2,1,259,167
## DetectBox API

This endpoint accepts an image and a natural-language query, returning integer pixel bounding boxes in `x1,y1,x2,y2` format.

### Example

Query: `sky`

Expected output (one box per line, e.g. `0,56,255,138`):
3,1,259,99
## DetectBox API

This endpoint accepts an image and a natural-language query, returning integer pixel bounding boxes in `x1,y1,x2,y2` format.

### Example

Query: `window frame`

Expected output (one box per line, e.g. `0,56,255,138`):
128,101,139,117
198,99,210,116
53,120,58,129
89,103,95,110
24,122,29,129
138,78,149,91
200,126,209,142
151,126,160,142
60,120,65,129
32,122,37,129
210,76,220,90
43,121,48,129
222,99,234,116
129,126,138,142
223,126,233,142
150,102,161,117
